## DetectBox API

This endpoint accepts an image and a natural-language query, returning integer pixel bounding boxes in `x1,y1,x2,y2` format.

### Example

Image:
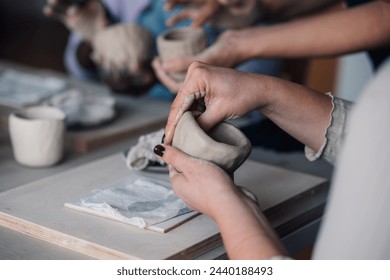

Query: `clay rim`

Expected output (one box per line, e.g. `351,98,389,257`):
11,106,66,122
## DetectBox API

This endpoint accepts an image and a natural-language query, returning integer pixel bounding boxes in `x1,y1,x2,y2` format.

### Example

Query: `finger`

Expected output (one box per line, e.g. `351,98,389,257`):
191,12,210,28
152,57,182,93
191,2,220,27
163,61,208,144
66,5,81,16
196,105,225,131
164,0,191,11
43,5,67,20
154,144,194,175
161,56,193,73
164,92,197,144
168,165,181,178
166,9,193,26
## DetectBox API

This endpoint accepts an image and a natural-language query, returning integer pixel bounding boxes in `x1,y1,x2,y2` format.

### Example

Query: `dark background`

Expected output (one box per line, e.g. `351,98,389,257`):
0,0,69,72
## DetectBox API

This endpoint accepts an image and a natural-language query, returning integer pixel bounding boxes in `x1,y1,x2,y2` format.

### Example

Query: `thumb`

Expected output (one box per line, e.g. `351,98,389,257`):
196,108,225,132
153,144,192,173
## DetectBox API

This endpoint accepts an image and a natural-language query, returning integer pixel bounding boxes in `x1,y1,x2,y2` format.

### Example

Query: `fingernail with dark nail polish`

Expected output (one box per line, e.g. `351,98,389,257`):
161,134,165,144
154,145,165,157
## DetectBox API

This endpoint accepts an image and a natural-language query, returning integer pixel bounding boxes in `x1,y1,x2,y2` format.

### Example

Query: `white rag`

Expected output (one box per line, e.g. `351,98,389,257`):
126,128,166,170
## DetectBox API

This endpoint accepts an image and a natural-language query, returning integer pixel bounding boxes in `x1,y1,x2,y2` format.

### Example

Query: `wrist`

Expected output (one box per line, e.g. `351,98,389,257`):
207,186,241,221
234,27,268,63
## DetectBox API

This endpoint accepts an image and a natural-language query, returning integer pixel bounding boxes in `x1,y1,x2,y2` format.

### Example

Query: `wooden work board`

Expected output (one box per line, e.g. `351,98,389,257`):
0,154,327,260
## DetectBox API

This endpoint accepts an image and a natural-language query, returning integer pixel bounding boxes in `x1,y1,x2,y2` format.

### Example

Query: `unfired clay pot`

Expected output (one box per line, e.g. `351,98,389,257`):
9,106,66,167
172,111,251,174
157,27,207,81
93,23,155,94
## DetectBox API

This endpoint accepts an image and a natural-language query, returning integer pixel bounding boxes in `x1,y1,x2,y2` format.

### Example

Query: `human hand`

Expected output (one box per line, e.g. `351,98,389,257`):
43,0,108,41
163,62,269,144
154,144,243,218
91,23,154,92
217,0,257,15
152,57,184,93
165,0,221,28
165,0,261,28
152,30,247,93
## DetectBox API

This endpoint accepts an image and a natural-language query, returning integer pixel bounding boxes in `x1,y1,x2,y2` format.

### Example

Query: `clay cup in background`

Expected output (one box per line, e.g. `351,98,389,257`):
157,27,207,81
9,106,66,167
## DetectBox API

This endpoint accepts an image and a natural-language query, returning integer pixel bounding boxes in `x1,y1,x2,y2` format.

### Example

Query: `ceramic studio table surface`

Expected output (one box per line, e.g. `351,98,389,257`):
0,61,330,259
0,132,329,259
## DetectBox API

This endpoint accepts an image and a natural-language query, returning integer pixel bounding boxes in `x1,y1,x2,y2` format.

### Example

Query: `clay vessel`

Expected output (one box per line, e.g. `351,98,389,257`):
157,27,207,81
93,23,155,94
172,111,251,174
9,106,66,167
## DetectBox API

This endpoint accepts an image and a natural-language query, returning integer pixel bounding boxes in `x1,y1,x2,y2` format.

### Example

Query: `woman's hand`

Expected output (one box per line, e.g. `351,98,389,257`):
163,62,271,144
155,144,288,259
165,0,221,28
164,0,260,27
43,0,108,41
152,29,251,93
154,144,239,219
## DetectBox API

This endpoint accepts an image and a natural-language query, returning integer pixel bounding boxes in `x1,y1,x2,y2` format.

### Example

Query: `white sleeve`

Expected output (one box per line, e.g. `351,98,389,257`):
305,94,353,165
313,58,390,259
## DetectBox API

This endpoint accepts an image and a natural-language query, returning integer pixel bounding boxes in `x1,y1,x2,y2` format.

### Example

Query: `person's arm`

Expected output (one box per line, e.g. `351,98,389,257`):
44,0,109,41
163,62,332,155
44,0,109,78
155,144,288,259
259,0,341,20
228,1,390,62
157,1,390,75
164,0,340,26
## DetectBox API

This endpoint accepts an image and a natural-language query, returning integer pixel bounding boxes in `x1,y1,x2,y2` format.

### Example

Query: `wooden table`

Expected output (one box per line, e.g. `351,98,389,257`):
0,137,329,259
0,62,330,260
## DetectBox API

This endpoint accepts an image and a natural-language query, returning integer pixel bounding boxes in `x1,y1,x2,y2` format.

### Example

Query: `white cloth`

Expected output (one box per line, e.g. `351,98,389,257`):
67,174,191,228
126,128,166,170
313,58,390,259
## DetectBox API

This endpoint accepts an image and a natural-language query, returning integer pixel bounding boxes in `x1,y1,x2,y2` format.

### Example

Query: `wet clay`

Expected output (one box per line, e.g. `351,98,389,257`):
172,111,252,174
157,27,207,81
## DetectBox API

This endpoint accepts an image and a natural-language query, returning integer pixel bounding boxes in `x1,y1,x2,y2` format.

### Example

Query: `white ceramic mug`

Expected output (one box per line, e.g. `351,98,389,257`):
9,106,66,167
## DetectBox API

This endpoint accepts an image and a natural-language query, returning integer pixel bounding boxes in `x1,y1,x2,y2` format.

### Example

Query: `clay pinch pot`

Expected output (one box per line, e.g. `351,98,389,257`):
94,23,155,95
157,27,207,81
172,111,252,174
99,61,155,95
9,106,66,167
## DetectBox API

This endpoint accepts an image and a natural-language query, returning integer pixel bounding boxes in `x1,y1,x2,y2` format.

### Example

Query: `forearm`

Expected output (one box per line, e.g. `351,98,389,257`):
213,189,287,259
238,1,390,60
250,73,333,152
260,0,341,20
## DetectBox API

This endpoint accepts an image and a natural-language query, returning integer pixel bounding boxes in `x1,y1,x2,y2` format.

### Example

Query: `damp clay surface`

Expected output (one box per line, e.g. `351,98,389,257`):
172,111,251,173
157,27,207,81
